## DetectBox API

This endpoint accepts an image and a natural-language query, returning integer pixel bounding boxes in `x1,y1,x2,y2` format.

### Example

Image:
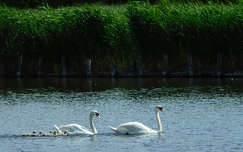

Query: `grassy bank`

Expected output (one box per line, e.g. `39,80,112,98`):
0,1,242,59
0,4,132,57
129,1,243,58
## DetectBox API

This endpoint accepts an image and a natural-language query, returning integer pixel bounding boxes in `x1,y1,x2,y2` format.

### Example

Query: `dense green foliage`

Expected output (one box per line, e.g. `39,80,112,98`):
0,1,242,57
0,0,238,8
1,0,133,8
128,1,243,57
0,4,132,57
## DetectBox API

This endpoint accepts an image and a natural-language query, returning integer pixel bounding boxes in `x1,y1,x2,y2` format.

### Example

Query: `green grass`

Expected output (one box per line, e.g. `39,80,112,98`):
1,0,238,8
0,4,132,57
128,1,243,57
0,1,242,58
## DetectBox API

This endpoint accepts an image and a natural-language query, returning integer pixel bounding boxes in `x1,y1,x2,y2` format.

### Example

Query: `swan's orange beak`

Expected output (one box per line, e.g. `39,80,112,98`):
96,113,100,118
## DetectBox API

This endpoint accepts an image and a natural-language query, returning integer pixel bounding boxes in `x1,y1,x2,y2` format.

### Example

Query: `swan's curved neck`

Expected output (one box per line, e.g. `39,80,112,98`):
89,115,97,134
155,110,162,132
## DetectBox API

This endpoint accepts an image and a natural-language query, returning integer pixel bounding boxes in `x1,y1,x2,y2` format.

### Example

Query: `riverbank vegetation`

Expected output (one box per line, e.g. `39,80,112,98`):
0,0,242,59
1,0,239,8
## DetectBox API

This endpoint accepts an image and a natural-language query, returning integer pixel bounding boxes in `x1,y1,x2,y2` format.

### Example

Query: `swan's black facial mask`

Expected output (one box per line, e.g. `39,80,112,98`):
96,113,100,118
159,107,164,112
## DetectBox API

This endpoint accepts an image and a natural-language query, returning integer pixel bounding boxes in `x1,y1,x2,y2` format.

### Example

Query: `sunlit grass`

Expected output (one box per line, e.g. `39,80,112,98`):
0,0,240,8
0,1,242,57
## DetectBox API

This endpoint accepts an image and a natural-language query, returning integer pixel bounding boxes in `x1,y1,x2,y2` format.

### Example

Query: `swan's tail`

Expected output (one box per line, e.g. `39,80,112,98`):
109,126,119,133
54,124,64,135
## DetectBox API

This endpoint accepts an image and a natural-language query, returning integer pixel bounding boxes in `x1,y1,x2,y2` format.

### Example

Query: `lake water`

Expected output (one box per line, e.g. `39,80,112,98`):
0,78,243,152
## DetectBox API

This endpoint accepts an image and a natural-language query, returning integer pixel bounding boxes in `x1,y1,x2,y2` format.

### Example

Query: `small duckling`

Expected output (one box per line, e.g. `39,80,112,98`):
49,130,53,135
38,131,45,136
22,133,32,136
30,130,37,136
64,130,69,135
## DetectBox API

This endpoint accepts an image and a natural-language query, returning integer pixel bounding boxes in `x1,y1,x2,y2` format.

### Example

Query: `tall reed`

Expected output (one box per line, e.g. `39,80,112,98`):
0,4,132,57
1,0,238,8
0,1,242,58
128,1,243,57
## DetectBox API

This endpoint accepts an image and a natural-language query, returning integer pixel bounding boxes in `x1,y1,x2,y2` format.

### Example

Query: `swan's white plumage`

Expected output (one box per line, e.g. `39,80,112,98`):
109,105,164,135
110,122,156,135
54,124,65,135
57,123,94,135
55,110,99,135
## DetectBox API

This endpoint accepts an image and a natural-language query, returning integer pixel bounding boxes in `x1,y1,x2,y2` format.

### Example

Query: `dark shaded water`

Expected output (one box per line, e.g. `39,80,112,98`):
0,78,243,152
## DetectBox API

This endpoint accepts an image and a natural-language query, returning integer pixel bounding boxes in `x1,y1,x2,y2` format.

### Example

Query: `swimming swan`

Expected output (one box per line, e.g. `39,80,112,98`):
109,105,164,135
54,110,100,135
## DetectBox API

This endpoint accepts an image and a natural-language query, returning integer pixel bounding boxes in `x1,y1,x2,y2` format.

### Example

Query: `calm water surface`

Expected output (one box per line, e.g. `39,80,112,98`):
0,78,243,152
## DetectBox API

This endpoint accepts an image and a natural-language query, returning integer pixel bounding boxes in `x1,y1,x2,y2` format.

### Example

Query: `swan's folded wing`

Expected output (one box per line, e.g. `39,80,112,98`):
59,123,87,130
119,122,147,130
58,123,93,135
118,122,153,134
72,124,90,132
112,126,128,134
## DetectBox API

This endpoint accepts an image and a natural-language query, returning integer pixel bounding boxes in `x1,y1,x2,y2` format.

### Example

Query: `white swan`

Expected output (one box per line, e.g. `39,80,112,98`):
109,105,164,135
54,110,100,135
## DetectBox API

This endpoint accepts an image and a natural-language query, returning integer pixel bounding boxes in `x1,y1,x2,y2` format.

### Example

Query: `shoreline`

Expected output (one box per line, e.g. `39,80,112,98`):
0,55,243,78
